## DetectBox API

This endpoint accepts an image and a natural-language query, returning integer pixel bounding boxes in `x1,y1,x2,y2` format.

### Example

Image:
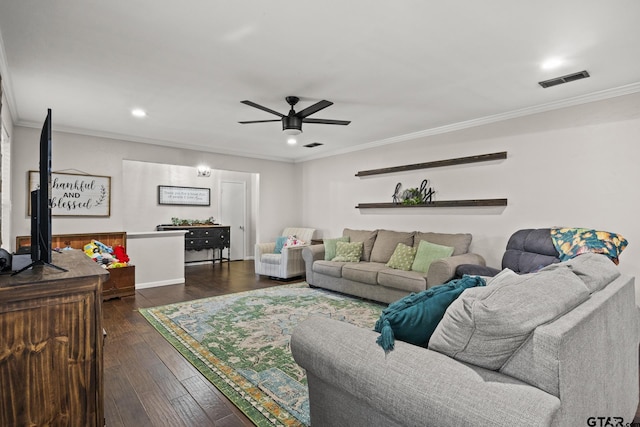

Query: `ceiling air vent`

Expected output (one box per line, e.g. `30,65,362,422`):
303,142,323,148
539,70,590,88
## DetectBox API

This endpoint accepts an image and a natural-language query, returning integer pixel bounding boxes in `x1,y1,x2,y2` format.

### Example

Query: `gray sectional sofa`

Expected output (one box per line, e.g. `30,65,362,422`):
302,228,485,304
292,253,640,426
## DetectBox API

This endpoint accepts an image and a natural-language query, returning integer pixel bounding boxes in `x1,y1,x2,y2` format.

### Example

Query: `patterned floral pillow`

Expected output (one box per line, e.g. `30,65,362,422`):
332,241,364,262
386,243,417,271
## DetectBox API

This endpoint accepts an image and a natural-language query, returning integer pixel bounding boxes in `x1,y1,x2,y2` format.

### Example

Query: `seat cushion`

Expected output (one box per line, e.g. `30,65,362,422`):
414,232,471,256
343,229,378,262
342,262,387,285
313,260,346,278
261,253,282,265
429,267,590,370
377,268,426,293
370,230,415,263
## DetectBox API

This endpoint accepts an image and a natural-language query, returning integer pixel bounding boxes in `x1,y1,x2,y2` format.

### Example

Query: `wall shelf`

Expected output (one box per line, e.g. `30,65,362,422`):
355,198,508,209
355,151,507,177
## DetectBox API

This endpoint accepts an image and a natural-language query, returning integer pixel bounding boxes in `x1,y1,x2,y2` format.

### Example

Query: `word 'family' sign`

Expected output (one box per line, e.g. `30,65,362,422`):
29,171,111,216
392,179,435,205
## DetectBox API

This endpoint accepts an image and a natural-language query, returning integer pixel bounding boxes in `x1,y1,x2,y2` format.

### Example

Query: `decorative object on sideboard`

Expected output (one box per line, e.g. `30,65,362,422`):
170,216,217,226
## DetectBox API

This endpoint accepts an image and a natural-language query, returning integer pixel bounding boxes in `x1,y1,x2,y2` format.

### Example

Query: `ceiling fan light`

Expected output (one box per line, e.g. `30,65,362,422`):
283,128,302,135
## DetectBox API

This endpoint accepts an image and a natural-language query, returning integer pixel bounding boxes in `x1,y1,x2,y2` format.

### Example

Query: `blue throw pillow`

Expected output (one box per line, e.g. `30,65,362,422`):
374,275,486,353
274,236,287,254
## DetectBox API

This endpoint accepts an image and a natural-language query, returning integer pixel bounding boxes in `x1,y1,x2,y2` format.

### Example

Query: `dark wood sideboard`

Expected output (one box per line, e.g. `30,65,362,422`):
156,225,230,265
0,250,108,426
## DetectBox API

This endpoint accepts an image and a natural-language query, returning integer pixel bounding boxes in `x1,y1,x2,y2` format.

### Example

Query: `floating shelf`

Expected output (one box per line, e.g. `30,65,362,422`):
355,199,508,209
355,151,507,177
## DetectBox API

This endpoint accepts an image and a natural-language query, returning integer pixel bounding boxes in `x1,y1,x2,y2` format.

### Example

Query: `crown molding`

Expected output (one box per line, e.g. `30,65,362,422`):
0,27,18,123
15,120,296,163
295,81,640,163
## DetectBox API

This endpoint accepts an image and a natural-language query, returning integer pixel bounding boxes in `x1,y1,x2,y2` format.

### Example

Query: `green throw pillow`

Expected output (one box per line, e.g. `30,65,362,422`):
374,276,486,353
386,243,417,271
274,236,288,254
332,241,363,262
324,236,350,260
411,240,455,273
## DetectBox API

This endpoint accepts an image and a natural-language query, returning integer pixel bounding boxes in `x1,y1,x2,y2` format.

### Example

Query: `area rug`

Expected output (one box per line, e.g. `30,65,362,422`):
139,283,384,427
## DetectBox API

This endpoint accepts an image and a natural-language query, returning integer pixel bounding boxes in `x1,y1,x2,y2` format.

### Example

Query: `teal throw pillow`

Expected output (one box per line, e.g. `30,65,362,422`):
332,241,363,262
374,275,486,353
324,236,350,260
386,243,417,271
411,240,455,273
274,236,287,254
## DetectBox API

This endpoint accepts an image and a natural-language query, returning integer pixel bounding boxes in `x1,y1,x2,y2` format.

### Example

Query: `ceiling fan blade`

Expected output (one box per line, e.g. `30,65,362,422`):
302,118,351,125
295,100,333,119
241,100,284,117
238,119,282,124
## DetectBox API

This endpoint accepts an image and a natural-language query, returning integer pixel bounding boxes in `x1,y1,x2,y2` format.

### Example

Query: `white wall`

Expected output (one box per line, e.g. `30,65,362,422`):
121,159,257,260
10,128,301,254
0,87,13,248
299,92,640,282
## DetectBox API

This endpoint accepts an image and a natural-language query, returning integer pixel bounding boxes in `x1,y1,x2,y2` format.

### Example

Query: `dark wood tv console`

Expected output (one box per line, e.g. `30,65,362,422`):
0,250,107,426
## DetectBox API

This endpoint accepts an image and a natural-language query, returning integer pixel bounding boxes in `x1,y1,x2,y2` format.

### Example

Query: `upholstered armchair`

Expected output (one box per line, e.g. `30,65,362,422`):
455,228,561,278
255,227,316,279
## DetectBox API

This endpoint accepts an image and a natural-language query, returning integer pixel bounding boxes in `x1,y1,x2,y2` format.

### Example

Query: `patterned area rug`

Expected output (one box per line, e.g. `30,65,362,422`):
139,283,384,426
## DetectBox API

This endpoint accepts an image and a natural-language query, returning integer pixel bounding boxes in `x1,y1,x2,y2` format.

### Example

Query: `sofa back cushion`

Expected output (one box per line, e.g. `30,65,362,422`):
428,266,590,371
343,228,378,261
370,230,415,263
501,228,560,273
413,232,471,256
539,252,620,293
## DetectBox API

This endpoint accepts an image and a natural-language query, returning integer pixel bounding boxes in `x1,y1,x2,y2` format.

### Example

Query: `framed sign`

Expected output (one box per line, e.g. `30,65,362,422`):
29,171,111,217
158,185,210,206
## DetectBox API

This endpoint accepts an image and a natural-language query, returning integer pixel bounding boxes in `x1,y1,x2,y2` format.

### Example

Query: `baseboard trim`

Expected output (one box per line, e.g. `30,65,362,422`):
135,278,185,289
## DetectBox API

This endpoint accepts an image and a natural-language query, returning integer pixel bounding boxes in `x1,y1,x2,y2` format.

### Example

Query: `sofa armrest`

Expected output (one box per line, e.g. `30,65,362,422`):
302,244,325,285
255,242,276,258
455,263,501,278
426,252,486,286
291,316,559,427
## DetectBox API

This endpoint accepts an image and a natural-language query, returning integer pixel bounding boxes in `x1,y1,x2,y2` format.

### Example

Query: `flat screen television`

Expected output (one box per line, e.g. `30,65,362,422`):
13,109,65,274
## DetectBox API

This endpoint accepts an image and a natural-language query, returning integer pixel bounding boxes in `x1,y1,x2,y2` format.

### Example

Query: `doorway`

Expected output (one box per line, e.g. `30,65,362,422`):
220,181,246,261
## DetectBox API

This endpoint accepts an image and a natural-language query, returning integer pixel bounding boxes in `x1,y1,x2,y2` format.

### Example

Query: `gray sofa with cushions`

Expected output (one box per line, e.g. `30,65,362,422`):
302,228,485,304
292,253,639,427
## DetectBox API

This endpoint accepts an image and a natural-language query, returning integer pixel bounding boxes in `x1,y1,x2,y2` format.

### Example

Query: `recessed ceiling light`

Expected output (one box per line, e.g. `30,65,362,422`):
541,57,563,70
131,108,147,118
287,138,297,145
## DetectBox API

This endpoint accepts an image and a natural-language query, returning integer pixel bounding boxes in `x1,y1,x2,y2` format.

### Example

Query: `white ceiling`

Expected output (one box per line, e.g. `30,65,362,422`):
1,1,639,162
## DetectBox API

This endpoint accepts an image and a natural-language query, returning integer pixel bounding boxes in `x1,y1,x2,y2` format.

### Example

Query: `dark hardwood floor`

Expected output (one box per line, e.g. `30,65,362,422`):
103,260,640,426
102,260,283,427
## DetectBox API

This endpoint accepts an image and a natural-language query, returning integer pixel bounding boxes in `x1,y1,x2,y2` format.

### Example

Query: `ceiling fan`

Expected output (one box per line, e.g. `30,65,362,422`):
239,96,350,135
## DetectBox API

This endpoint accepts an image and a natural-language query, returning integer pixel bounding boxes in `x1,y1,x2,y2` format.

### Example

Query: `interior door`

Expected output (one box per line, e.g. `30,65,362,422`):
220,181,246,260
